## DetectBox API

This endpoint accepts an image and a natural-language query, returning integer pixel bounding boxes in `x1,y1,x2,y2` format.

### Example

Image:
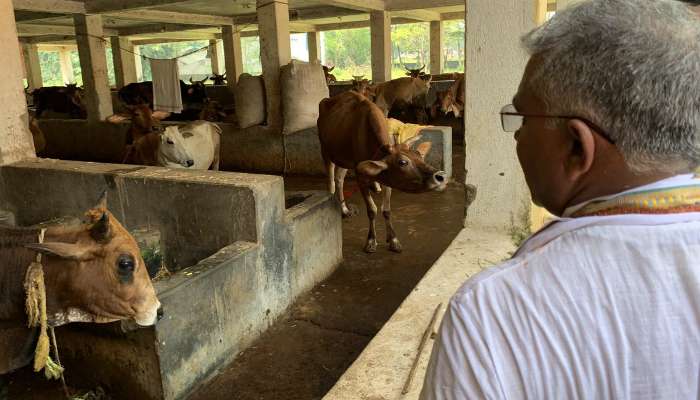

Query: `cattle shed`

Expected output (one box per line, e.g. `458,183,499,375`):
1,0,556,399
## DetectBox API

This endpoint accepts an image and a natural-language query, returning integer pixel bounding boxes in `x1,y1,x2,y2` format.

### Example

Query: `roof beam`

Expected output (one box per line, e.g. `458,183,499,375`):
104,10,234,26
289,22,317,32
120,24,220,37
386,0,462,11
14,11,60,22
13,0,85,14
21,34,76,44
85,0,192,13
321,0,384,12
392,9,441,21
132,31,222,41
17,23,118,36
440,11,465,21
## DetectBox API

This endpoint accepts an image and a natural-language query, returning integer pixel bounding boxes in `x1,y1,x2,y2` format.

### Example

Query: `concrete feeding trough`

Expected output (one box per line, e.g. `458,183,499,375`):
0,159,342,400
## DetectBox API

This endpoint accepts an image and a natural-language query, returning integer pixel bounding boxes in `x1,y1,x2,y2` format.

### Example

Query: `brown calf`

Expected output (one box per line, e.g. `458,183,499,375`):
107,104,171,145
0,192,161,373
318,91,447,253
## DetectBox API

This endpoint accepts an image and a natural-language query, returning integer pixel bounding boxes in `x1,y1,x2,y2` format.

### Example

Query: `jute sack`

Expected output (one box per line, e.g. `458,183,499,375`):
234,73,266,128
281,60,329,135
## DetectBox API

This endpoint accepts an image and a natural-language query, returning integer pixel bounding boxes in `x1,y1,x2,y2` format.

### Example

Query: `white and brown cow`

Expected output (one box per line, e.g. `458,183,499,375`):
123,122,221,171
318,91,447,253
0,192,161,374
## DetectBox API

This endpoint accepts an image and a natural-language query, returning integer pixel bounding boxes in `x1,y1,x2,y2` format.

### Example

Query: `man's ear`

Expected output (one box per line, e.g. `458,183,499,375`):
565,119,596,181
357,160,389,177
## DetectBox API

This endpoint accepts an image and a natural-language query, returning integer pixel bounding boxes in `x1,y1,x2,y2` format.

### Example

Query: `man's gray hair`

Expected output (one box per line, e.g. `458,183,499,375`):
522,0,700,173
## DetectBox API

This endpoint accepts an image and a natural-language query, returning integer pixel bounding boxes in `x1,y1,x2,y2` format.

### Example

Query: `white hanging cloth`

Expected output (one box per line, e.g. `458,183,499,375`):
150,58,183,113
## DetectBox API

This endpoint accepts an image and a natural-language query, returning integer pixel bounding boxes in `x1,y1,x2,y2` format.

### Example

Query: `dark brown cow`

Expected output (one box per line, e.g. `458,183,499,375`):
32,85,86,119
107,104,171,145
0,192,161,374
404,64,426,78
318,91,447,253
210,73,227,85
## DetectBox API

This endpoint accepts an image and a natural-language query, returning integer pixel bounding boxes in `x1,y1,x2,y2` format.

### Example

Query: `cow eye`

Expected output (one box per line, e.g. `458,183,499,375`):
398,159,409,167
117,254,135,282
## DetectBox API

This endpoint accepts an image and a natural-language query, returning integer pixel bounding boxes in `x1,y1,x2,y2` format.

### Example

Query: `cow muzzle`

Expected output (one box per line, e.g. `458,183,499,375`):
183,159,194,168
431,171,448,191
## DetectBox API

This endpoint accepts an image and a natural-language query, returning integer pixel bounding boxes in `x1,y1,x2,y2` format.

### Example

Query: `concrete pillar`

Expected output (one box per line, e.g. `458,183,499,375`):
257,0,291,128
134,46,144,82
0,1,36,163
209,40,222,75
430,21,443,75
22,43,43,90
463,0,535,231
370,10,391,83
74,14,113,122
222,25,244,86
110,36,137,89
59,48,75,84
307,31,321,63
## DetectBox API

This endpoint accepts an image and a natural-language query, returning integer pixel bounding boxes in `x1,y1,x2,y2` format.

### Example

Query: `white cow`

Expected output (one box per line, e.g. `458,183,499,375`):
158,122,221,170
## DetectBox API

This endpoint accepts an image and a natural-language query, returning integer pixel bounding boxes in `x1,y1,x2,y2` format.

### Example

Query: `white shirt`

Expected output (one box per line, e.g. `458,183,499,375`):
421,175,700,400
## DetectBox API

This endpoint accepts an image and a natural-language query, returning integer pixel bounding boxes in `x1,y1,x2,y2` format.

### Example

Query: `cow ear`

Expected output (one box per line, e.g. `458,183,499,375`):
357,160,389,177
106,114,131,124
25,242,96,261
416,142,432,159
152,111,171,120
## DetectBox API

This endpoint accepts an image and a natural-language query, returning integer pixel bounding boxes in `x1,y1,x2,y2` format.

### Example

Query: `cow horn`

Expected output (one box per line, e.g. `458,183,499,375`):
420,65,426,71
199,77,207,84
189,77,194,84
90,212,112,242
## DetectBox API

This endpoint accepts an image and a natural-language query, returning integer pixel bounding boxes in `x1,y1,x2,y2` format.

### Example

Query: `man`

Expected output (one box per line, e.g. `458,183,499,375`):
421,0,700,398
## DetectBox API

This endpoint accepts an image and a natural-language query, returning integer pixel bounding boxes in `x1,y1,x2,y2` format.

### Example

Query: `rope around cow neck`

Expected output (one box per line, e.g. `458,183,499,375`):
24,228,70,397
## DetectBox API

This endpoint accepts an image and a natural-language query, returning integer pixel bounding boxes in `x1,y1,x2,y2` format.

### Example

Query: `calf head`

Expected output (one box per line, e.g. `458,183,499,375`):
433,88,464,118
107,104,171,143
356,139,447,193
157,126,195,168
184,77,209,103
26,193,161,326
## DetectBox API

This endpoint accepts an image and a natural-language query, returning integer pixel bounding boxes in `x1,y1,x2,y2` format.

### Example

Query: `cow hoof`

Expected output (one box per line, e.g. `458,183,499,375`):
388,238,403,253
342,203,359,218
364,240,378,253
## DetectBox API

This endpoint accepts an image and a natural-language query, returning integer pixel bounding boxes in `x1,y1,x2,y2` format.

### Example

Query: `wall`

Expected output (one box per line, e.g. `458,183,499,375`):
35,121,453,178
463,0,534,231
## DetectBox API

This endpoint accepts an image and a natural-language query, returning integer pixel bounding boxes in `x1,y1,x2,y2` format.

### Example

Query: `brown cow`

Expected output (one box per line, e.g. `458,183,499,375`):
370,76,432,117
351,76,374,99
0,192,161,374
107,104,171,145
323,65,337,85
318,91,447,253
28,117,46,156
432,73,465,118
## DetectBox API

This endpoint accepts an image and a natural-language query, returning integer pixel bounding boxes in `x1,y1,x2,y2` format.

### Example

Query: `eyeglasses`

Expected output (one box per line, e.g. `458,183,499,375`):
500,104,615,144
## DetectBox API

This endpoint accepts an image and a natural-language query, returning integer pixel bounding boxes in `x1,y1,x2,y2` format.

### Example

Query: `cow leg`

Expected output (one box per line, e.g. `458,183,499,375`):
325,158,336,195
381,185,402,253
360,183,378,253
335,167,354,218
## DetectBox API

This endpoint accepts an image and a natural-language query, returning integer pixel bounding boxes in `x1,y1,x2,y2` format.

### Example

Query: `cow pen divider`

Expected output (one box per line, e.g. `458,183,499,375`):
0,159,342,400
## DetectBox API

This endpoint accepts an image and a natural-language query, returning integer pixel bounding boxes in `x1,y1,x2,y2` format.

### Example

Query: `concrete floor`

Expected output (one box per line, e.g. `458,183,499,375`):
3,143,466,400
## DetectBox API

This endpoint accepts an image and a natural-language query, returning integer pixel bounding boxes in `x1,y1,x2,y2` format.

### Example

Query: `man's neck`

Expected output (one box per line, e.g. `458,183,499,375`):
564,170,679,213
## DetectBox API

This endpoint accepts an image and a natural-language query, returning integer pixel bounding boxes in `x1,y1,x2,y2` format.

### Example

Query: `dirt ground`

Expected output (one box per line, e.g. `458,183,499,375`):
3,143,466,400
